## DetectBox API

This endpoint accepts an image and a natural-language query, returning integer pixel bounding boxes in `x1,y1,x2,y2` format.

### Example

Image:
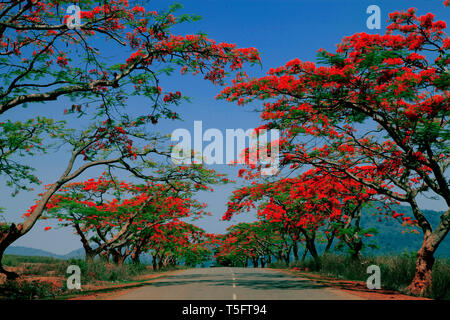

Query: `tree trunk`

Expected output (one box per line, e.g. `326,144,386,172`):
116,255,126,266
0,224,23,279
350,239,363,261
252,257,258,268
85,250,96,263
407,205,450,295
260,257,265,268
324,231,335,254
132,245,143,265
152,255,158,271
408,232,439,295
283,252,290,264
110,249,120,265
301,247,308,262
132,254,141,265
305,237,321,267
277,250,283,263
293,241,299,262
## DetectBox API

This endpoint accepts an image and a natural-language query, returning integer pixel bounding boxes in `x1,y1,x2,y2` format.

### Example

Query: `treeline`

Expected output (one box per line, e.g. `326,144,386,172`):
43,174,217,270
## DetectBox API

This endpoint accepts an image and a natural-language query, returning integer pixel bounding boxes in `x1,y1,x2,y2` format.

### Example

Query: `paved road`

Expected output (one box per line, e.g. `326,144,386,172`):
112,267,362,300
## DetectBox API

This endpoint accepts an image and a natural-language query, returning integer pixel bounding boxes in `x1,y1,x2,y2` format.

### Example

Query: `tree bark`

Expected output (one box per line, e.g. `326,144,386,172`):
260,257,266,268
85,250,96,263
407,205,450,295
152,255,158,271
301,247,308,262
293,241,299,262
324,230,335,254
158,254,164,270
132,254,141,265
0,224,22,279
276,250,283,263
305,237,321,267
283,252,290,264
350,238,363,261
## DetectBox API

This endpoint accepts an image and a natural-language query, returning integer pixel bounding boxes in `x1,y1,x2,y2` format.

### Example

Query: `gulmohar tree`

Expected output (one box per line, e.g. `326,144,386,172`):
219,5,449,295
0,0,259,279
45,174,221,265
224,169,379,266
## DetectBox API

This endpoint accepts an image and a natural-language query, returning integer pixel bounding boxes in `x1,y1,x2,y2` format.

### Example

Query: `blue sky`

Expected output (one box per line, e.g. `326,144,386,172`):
1,0,448,254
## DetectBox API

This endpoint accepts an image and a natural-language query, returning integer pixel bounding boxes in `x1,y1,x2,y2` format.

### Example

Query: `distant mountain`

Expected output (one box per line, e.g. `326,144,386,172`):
5,246,63,259
360,204,450,258
4,246,85,260
62,248,85,259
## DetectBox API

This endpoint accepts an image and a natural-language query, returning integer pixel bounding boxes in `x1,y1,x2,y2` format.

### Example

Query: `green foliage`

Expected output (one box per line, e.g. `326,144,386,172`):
183,245,211,267
67,258,149,282
360,204,450,258
428,259,450,300
0,280,55,300
3,255,63,267
0,117,68,195
290,253,450,300
3,255,151,283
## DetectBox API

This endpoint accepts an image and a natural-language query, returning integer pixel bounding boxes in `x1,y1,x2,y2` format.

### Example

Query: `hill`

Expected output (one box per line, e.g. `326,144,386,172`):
4,246,84,260
360,204,450,258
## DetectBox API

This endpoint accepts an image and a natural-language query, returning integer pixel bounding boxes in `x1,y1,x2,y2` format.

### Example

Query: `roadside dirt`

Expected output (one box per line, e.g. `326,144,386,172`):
67,269,185,300
280,268,430,300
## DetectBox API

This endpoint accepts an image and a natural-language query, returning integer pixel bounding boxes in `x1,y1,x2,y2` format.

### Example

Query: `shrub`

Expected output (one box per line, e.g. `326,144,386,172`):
65,259,150,283
0,280,55,300
3,255,62,267
428,259,450,300
289,253,450,299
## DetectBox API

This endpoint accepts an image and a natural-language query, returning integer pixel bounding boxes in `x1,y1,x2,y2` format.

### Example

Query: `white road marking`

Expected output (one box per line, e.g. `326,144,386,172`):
231,268,237,291
232,293,237,300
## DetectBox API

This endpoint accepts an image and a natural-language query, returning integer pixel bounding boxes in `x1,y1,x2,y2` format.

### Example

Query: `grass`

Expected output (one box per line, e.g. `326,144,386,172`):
0,255,160,299
67,258,150,282
283,253,450,300
3,254,62,266
3,255,151,281
0,279,55,300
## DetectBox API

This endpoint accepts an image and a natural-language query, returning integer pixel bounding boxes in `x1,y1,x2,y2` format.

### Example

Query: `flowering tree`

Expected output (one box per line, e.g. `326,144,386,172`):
219,5,449,295
0,1,259,279
225,169,378,265
214,227,252,267
151,221,212,268
0,1,259,115
45,173,219,265
0,117,67,195
0,117,161,278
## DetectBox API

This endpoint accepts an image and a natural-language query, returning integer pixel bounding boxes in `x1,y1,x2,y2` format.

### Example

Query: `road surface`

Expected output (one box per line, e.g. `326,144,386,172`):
112,267,362,300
